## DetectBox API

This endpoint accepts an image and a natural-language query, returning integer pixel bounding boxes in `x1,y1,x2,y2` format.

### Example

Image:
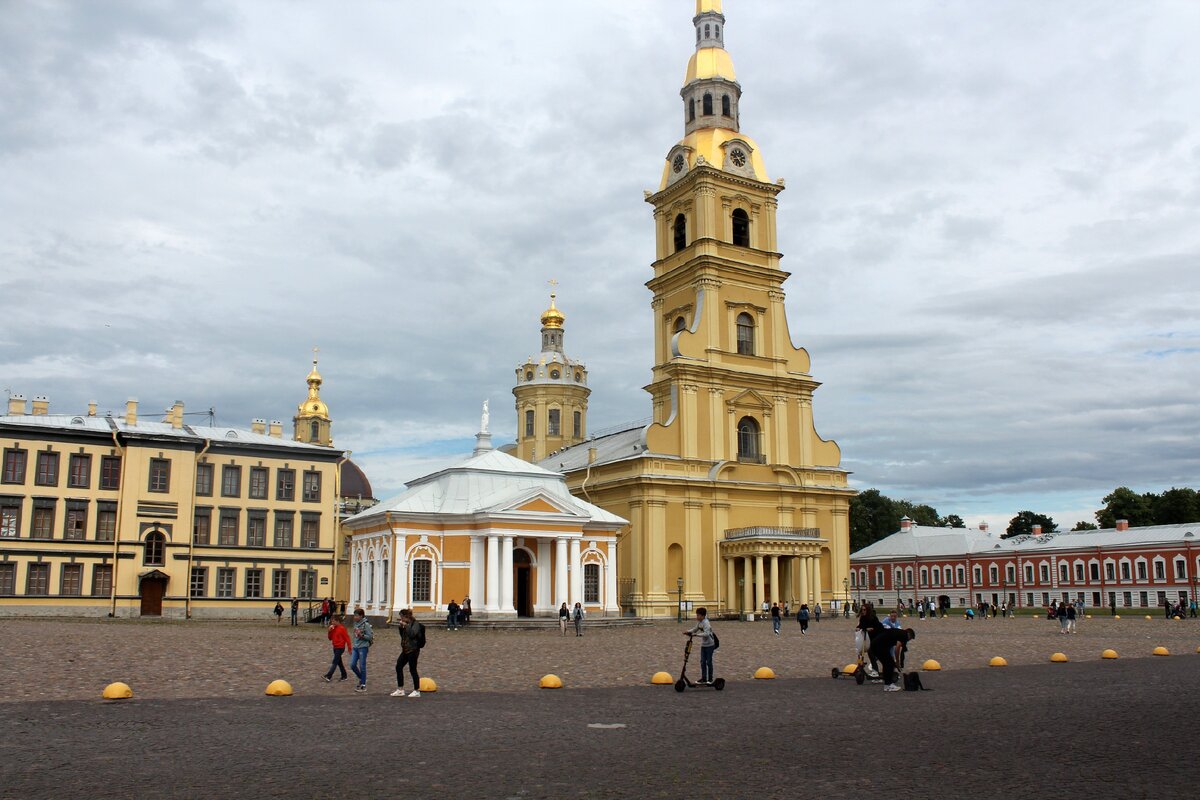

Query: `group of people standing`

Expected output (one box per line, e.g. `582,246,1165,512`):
445,597,472,630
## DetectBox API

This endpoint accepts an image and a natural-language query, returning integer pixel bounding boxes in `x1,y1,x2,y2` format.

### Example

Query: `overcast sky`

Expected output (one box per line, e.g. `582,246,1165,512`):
3,1,1199,532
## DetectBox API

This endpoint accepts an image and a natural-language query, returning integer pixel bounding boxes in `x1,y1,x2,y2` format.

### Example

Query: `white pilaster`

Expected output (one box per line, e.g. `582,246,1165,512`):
500,535,515,613
569,538,582,605
555,537,569,606
392,547,408,614
349,547,360,608
469,535,485,609
485,534,500,612
536,538,552,613
604,540,619,615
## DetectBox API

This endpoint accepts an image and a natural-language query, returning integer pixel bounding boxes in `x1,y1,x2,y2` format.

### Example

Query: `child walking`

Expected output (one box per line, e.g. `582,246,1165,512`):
323,614,350,682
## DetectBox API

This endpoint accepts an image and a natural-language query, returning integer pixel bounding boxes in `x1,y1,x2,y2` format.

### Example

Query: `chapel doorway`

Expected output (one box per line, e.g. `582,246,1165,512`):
513,548,533,617
139,572,168,616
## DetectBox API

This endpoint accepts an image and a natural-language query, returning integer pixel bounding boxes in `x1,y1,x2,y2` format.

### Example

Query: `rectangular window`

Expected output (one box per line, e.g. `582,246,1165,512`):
99,455,121,490
63,500,88,541
189,567,207,598
1120,562,1131,580
193,508,211,545
302,471,321,503
573,410,582,438
1106,563,1116,581
247,512,266,547
300,514,319,548
221,465,241,497
2,448,27,484
989,566,998,584
96,502,117,542
249,467,268,500
1136,562,1147,581
26,563,50,595
0,563,15,595
1006,565,1016,582
276,469,295,501
956,567,965,584
524,409,534,437
35,451,59,486
68,453,91,488
274,513,294,547
1175,561,1187,580
299,569,317,599
61,563,83,596
148,458,170,493
411,559,431,603
1092,592,1100,607
1040,591,1049,606
219,510,239,546
0,498,20,538
245,568,263,598
1024,565,1033,582
1039,565,1049,582
1122,591,1132,607
547,409,560,436
32,499,55,538
972,567,982,584
584,563,600,603
1059,563,1068,582
194,463,213,496
216,567,235,598
1090,563,1100,581
1074,563,1084,581
91,565,112,597
1138,591,1148,607
1026,592,1034,607
1154,561,1165,580
272,569,290,598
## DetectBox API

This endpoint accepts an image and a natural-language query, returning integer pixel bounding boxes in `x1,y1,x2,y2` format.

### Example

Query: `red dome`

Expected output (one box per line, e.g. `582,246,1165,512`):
340,459,374,500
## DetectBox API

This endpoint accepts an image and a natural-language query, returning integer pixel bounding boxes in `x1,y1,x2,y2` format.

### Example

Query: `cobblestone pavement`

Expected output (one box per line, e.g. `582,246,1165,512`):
2,655,1198,799
3,614,1198,702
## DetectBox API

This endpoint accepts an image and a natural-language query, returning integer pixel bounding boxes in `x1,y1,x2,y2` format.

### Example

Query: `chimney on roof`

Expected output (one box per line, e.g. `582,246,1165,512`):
251,418,267,435
87,401,97,417
31,396,49,415
899,516,913,533
125,398,138,426
978,521,989,533
7,394,26,416
588,446,598,465
1115,519,1129,532
1032,524,1042,536
268,420,282,438
168,401,185,429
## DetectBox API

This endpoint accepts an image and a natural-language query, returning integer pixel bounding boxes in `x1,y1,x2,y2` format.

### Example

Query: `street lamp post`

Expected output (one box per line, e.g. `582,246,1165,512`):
676,577,684,623
738,578,745,621
842,577,848,610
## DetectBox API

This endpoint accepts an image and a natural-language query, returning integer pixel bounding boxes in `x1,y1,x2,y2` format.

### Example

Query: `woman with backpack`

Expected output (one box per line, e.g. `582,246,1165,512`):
349,607,374,693
797,603,810,635
391,608,425,698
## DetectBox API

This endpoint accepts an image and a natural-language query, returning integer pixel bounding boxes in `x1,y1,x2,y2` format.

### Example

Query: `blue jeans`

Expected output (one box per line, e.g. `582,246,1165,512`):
325,647,347,680
699,645,715,682
350,647,369,686
772,617,781,633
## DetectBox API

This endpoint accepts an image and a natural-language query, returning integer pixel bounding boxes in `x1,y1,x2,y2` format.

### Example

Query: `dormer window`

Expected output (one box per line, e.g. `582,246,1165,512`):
525,370,533,381
674,316,687,333
550,369,560,380
704,24,710,39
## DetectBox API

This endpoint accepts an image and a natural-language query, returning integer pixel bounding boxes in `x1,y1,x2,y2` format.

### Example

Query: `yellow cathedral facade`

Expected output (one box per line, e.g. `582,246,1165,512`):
515,1,853,617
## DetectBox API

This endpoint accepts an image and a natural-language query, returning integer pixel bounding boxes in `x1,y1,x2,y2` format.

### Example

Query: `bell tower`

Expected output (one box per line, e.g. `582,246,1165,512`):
642,0,842,472
293,348,333,447
513,290,590,463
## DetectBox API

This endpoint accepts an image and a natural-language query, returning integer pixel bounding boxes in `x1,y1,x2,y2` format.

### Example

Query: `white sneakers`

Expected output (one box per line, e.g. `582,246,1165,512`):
883,683,902,692
390,689,406,697
391,688,421,698
408,691,421,698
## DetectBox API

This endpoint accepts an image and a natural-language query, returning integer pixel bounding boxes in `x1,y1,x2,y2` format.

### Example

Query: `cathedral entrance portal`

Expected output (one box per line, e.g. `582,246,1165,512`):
513,548,533,617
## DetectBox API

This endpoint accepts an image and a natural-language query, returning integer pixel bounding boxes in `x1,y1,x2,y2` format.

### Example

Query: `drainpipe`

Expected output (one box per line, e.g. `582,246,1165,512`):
108,428,126,618
184,438,211,620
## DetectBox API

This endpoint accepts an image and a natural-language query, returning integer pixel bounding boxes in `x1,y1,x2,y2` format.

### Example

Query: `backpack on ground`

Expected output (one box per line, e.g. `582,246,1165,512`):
903,672,925,691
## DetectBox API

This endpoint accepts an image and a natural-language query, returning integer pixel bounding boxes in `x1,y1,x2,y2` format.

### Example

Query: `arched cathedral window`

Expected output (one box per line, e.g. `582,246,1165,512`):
736,312,755,355
722,94,731,117
736,417,761,462
703,93,713,116
673,214,687,252
731,208,749,247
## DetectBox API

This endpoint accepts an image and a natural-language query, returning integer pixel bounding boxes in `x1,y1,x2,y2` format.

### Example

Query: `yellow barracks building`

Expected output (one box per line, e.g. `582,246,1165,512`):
518,1,854,617
0,360,358,619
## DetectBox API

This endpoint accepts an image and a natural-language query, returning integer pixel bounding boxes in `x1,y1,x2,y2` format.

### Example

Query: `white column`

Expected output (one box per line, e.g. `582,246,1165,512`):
500,535,515,613
392,547,408,614
349,547,360,608
469,535,485,609
604,540,619,615
769,555,780,605
569,538,582,605
536,538,552,613
485,534,500,612
741,556,752,613
798,556,809,605
555,537,569,607
812,552,823,604
726,558,737,614
754,556,766,613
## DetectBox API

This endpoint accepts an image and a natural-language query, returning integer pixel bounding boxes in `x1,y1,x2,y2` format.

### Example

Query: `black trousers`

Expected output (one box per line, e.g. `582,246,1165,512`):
870,642,898,686
396,650,420,688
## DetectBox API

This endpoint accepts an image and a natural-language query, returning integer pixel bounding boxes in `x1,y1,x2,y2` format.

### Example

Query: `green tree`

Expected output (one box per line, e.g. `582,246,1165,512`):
1071,520,1098,531
1095,487,1153,528
895,501,939,527
1150,487,1200,525
939,514,966,528
849,489,898,552
1004,511,1057,538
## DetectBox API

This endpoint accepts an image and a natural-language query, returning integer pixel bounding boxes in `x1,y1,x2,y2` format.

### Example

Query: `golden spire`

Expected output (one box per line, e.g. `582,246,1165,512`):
540,280,565,330
696,0,722,13
297,347,329,420
306,345,322,387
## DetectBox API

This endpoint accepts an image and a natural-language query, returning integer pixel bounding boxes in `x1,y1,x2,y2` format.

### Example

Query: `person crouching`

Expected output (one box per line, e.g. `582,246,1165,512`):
869,627,915,692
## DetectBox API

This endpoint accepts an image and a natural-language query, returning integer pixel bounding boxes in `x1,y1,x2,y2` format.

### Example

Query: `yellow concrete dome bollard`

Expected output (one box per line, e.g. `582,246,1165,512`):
651,671,674,685
922,659,942,671
988,656,1008,667
1113,615,1120,619
1101,649,1118,659
1152,646,1170,657
539,674,563,689
1086,614,1093,619
754,666,776,679
102,682,133,700
1050,652,1069,663
265,679,293,696
419,677,438,693
1145,615,1153,620
1173,615,1182,620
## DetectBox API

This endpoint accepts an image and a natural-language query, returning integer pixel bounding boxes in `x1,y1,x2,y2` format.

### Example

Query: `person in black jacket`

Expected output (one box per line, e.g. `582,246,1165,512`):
391,608,426,698
857,603,883,676
446,599,460,631
869,627,915,692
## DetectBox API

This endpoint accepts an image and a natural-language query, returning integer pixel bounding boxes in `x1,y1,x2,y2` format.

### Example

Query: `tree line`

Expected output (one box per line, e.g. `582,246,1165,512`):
849,486,1200,551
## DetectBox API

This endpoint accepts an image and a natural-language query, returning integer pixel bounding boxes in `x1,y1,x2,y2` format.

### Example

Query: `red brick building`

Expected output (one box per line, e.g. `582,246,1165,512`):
849,517,1200,612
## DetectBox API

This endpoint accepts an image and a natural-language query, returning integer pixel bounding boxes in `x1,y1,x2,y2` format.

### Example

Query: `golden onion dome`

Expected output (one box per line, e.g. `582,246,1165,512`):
297,398,329,419
684,47,736,86
696,0,723,13
541,293,565,330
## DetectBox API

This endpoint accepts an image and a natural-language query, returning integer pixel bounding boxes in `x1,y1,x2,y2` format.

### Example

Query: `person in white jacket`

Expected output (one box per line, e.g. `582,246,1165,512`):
572,602,586,636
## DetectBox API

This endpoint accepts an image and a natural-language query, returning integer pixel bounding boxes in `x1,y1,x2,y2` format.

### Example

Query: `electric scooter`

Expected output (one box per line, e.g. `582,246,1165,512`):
675,633,725,692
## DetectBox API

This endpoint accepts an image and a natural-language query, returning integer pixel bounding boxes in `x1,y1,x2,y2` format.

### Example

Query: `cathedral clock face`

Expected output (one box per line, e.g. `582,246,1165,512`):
730,149,747,167
672,154,685,173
